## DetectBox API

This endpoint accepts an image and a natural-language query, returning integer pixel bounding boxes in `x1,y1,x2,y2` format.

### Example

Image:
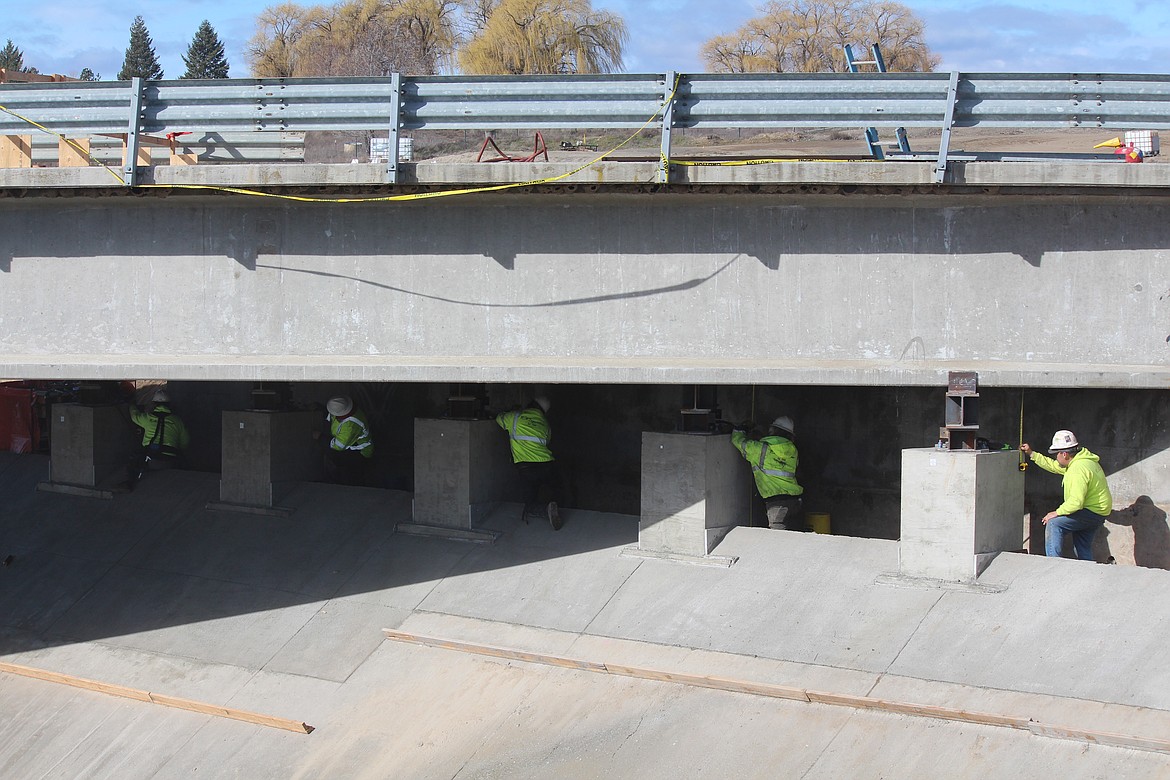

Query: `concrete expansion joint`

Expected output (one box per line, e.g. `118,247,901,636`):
873,572,1009,594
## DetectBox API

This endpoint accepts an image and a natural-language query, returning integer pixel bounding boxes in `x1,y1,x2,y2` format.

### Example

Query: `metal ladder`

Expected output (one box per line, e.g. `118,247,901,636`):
844,43,912,159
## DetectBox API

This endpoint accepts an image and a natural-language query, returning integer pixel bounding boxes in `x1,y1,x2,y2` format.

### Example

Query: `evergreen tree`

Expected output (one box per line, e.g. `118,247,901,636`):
118,16,164,80
181,20,230,79
0,39,25,72
78,68,100,81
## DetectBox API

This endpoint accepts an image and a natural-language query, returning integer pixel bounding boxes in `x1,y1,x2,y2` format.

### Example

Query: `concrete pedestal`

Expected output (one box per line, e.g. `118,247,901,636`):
215,410,324,512
44,404,135,493
899,448,1025,582
406,418,516,541
636,432,748,561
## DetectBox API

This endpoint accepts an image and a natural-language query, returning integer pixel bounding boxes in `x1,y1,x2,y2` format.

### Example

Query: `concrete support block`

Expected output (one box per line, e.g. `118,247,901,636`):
409,418,517,535
639,432,749,558
218,410,324,508
899,448,1025,582
48,404,135,489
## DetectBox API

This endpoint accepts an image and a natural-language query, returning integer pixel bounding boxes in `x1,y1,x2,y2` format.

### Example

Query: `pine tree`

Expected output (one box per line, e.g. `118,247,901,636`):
118,16,164,80
181,20,230,79
0,39,25,72
78,68,100,81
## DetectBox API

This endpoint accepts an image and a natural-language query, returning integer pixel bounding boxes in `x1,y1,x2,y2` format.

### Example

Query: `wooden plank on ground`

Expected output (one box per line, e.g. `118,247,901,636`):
383,629,606,673
0,661,314,734
604,664,811,702
382,628,1170,755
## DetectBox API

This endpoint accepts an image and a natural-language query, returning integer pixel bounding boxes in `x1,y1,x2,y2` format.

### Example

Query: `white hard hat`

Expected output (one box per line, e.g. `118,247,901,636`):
534,395,550,413
1048,429,1079,453
771,415,794,435
152,389,170,404
327,396,353,417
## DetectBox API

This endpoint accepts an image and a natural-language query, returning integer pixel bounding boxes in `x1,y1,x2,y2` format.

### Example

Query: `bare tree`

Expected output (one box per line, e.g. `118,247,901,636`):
248,0,459,77
700,0,938,74
458,0,627,75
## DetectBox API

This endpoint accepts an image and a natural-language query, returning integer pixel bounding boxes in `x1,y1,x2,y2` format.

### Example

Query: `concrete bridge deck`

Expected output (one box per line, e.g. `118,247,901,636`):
3,452,1170,778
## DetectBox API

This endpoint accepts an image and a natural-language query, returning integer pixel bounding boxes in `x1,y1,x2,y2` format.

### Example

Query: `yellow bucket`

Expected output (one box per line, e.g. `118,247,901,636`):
808,512,831,535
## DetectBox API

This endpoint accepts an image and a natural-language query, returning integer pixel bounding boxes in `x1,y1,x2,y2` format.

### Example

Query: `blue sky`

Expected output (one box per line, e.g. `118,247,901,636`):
7,0,1170,80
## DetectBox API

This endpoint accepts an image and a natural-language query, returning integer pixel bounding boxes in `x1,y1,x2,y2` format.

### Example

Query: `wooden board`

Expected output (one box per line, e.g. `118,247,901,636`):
59,138,90,167
383,628,1170,755
1,135,32,168
0,661,313,734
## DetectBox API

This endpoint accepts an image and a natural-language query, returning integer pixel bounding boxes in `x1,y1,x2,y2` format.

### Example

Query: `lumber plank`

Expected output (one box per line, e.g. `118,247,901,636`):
0,661,313,734
1,135,32,168
382,629,607,672
806,689,1029,728
1027,721,1170,753
58,138,90,167
604,664,810,702
382,629,1170,755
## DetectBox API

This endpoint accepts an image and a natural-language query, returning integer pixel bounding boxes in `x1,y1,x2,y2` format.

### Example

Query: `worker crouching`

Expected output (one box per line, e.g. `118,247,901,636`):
731,415,805,531
324,395,375,486
1020,430,1113,560
128,389,190,487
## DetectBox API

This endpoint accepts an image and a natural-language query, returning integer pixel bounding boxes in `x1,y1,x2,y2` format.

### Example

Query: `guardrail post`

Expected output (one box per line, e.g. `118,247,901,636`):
934,72,960,184
386,73,402,185
658,71,678,184
123,77,146,187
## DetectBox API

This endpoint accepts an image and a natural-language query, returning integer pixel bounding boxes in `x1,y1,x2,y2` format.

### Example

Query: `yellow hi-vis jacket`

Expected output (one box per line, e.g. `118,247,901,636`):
329,408,374,458
496,408,554,464
129,404,190,456
731,430,802,499
1029,447,1112,517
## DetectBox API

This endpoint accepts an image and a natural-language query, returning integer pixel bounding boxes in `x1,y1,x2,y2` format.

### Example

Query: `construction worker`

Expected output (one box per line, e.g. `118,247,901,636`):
496,396,562,530
731,415,805,531
1021,430,1113,561
128,389,190,486
324,395,374,486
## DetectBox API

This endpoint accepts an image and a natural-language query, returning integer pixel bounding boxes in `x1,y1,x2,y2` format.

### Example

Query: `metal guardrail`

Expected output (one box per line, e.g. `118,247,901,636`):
2,72,1169,185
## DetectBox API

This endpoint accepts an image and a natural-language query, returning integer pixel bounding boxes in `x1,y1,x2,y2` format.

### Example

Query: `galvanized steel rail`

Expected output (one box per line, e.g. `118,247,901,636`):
2,71,1169,185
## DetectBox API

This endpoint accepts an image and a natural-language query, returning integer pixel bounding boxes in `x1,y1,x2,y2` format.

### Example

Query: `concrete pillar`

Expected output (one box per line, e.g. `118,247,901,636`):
899,448,1025,582
638,432,748,559
406,418,517,541
217,410,324,509
44,404,136,493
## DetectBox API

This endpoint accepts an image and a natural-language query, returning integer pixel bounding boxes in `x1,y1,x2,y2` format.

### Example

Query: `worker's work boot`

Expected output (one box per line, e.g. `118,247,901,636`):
547,501,562,531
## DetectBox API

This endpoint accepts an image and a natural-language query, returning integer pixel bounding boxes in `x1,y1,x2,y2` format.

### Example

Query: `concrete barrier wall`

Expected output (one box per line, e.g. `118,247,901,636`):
0,192,1167,386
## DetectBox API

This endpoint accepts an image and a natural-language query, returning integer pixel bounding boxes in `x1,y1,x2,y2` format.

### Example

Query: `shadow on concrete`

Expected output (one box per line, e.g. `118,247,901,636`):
1105,496,1170,570
8,193,1170,274
0,452,638,659
254,256,740,309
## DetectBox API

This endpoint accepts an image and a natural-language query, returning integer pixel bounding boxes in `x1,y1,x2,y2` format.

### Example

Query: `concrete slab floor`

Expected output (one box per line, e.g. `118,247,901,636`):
2,453,1170,778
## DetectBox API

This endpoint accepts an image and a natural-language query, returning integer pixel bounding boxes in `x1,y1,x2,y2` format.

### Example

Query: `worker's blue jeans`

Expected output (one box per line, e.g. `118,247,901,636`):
1045,508,1107,560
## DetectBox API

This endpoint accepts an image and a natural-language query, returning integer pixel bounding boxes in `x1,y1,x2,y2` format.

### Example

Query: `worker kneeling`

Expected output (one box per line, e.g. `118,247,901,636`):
324,395,375,486
129,389,190,487
1020,430,1112,561
731,416,805,531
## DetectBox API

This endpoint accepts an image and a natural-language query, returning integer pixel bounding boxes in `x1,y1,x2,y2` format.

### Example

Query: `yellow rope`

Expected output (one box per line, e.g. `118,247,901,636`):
4,75,882,203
